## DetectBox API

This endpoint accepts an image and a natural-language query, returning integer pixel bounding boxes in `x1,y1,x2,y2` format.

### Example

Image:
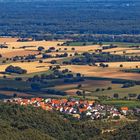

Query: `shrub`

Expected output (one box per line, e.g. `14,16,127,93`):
5,65,27,74
38,46,45,51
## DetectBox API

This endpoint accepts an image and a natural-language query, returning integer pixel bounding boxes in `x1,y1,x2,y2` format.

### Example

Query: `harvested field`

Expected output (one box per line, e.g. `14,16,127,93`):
2,50,39,58
61,65,140,81
65,89,78,96
123,49,140,54
103,48,133,54
54,80,111,95
98,62,140,69
60,45,100,52
8,40,64,49
49,52,75,57
41,57,67,64
113,49,140,55
0,37,18,43
0,61,51,74
27,44,101,52
0,90,33,97
103,47,140,55
103,47,132,52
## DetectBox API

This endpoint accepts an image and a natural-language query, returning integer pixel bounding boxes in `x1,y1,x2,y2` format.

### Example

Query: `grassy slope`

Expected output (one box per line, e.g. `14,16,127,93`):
101,100,140,108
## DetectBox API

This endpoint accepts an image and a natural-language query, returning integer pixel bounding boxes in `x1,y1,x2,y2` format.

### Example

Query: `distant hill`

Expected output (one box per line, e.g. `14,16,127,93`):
0,0,138,2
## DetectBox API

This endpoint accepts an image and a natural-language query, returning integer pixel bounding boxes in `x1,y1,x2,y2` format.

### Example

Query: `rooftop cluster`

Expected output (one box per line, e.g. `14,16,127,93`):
4,97,131,120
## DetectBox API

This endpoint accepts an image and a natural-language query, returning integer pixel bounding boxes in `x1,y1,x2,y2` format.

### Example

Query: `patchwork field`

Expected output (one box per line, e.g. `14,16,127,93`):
102,100,140,108
53,79,140,99
0,90,33,97
2,50,39,58
0,38,102,59
0,37,140,100
61,65,140,81
0,38,140,79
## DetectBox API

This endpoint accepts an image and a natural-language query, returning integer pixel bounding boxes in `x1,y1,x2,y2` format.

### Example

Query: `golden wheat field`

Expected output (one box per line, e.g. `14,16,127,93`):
61,65,140,81
2,50,39,58
102,47,140,55
0,38,102,58
0,37,140,81
5,40,64,49
0,37,19,43
0,38,65,57
103,47,132,53
0,61,51,74
97,62,140,69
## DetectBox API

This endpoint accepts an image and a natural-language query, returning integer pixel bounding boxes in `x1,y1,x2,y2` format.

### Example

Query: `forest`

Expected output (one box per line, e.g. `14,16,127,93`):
0,0,140,38
0,102,139,140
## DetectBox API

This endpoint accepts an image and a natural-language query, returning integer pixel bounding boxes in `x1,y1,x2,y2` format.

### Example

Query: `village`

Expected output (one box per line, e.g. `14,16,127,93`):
3,97,137,120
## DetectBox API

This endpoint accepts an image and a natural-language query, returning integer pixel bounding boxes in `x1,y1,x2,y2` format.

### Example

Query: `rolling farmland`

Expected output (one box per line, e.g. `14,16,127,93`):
0,37,140,100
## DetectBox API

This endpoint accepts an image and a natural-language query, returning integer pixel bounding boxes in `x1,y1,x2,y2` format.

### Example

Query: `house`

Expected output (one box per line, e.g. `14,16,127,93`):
112,111,120,117
46,105,52,111
134,108,140,116
86,112,92,116
88,100,95,106
45,98,51,103
121,107,129,115
60,99,68,104
79,108,87,114
3,97,129,120
20,99,30,105
51,99,60,107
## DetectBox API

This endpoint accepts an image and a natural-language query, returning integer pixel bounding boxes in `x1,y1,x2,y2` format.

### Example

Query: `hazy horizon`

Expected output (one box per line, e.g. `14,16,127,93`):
0,0,138,2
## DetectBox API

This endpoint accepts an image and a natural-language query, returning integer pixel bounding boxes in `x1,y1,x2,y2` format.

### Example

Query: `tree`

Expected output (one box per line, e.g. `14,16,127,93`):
63,52,68,57
99,42,103,47
3,75,7,79
38,46,45,51
13,93,17,98
113,93,119,99
77,84,82,89
76,90,82,96
76,73,81,77
83,43,86,46
5,65,27,74
15,77,22,81
95,88,100,92
39,60,43,63
49,47,55,51
42,54,51,59
74,52,79,56
83,90,86,99
137,94,140,100
113,115,120,120
50,60,57,64
123,51,126,54
2,60,6,63
107,87,112,90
